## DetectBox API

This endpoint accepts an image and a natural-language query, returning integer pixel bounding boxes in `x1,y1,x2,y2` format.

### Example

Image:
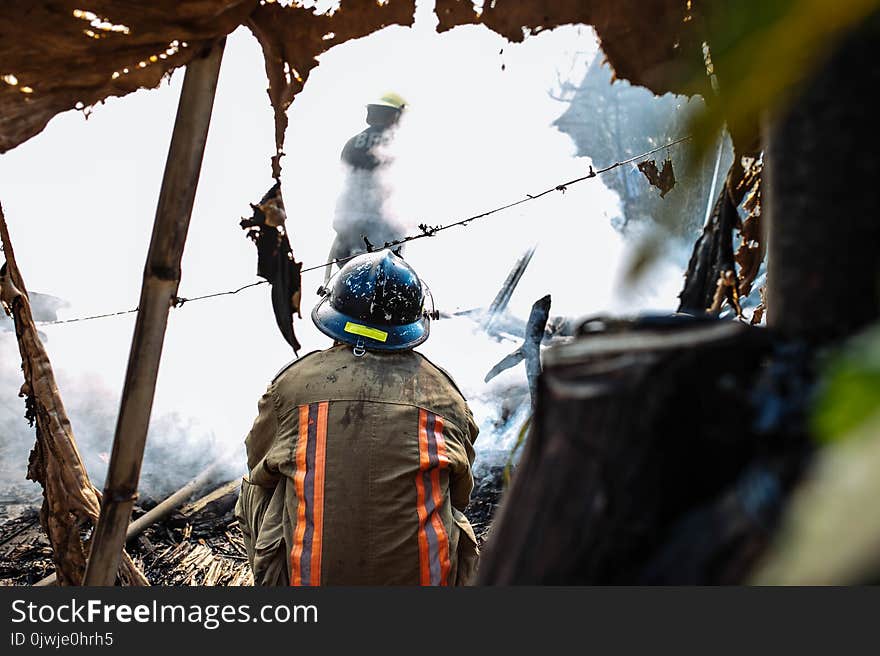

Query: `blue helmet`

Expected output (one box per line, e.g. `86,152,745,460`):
311,249,434,351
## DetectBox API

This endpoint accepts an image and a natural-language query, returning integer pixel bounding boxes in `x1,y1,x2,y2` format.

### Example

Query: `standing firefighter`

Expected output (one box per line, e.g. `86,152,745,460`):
236,249,480,585
324,93,408,285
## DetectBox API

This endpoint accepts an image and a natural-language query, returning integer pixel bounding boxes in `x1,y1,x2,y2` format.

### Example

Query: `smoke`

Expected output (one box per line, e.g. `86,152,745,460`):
331,165,408,261
0,332,237,501
0,13,697,504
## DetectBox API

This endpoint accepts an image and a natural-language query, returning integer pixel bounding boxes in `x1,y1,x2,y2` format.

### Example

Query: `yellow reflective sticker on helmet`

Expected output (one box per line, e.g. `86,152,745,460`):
344,322,388,342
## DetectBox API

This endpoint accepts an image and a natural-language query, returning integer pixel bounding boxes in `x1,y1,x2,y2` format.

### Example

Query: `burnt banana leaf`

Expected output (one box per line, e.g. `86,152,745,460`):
241,182,302,353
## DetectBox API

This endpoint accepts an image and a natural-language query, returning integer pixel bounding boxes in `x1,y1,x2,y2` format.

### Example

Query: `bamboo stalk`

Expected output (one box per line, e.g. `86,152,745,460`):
127,466,223,538
83,39,225,586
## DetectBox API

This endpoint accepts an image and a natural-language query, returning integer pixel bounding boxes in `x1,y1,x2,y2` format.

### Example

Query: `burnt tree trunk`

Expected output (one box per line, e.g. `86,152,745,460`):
766,13,880,343
477,15,878,586
477,318,809,584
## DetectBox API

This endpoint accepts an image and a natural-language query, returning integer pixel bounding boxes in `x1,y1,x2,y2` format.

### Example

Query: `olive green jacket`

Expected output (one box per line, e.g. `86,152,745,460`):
234,344,480,586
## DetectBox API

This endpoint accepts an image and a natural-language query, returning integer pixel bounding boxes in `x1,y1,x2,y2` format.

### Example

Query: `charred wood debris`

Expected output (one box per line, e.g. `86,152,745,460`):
0,472,504,586
0,480,250,587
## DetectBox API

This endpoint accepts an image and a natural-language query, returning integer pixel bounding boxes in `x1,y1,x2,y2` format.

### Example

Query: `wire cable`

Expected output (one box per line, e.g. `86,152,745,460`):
33,134,691,326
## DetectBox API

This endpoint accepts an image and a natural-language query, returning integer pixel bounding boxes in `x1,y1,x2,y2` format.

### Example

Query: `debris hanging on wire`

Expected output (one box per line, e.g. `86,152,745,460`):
637,157,677,198
240,181,302,353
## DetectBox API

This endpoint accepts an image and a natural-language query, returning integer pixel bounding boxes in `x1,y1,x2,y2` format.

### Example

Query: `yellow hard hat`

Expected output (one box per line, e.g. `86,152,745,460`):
369,92,406,111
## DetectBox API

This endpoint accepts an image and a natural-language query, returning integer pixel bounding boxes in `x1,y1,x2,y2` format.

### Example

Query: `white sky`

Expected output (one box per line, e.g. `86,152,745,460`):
0,7,691,486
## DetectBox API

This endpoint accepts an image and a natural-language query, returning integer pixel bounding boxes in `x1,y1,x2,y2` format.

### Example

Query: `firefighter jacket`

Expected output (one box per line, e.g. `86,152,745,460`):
341,124,394,171
234,344,480,586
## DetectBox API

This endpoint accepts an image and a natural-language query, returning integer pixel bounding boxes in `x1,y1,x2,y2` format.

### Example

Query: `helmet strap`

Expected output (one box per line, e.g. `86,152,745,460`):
353,338,366,357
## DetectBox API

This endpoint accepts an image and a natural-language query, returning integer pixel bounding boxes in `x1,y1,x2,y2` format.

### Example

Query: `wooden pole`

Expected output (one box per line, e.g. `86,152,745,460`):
83,39,225,585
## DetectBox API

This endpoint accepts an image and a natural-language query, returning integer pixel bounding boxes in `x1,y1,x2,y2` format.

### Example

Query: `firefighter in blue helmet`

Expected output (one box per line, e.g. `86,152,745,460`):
313,246,432,352
236,249,480,585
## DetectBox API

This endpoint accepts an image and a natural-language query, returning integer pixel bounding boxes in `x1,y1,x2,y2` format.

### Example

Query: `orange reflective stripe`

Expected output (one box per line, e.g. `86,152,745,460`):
431,415,452,586
415,409,431,585
290,404,311,586
415,409,452,586
309,401,329,586
290,402,329,587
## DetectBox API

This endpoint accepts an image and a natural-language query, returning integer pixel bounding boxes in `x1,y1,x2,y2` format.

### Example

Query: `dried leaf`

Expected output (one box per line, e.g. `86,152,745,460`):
0,1,257,153
2,0,712,173
750,287,766,325
240,183,302,352
734,159,765,297
637,157,676,198
435,0,705,97
708,269,743,317
1,204,147,586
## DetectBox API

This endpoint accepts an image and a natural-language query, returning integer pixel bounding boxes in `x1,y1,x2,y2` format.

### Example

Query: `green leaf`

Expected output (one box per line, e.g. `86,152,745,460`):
687,0,880,159
813,323,880,442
